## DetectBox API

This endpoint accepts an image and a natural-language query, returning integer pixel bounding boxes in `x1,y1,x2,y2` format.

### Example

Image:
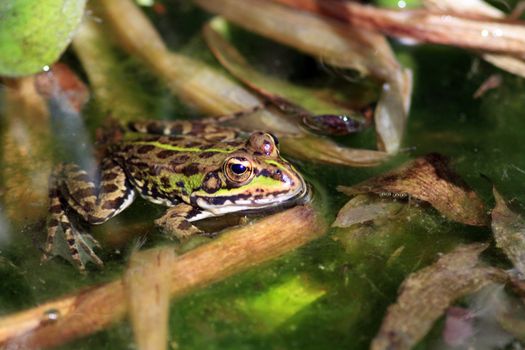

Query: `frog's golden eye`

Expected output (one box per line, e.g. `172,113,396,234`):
247,132,279,156
224,157,253,184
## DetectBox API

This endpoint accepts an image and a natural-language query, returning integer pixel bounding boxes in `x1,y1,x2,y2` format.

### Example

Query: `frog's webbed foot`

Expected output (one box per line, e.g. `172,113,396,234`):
42,188,103,272
155,204,203,240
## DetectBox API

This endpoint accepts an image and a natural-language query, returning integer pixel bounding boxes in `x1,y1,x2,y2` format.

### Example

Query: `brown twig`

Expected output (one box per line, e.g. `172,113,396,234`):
271,0,525,57
0,205,324,349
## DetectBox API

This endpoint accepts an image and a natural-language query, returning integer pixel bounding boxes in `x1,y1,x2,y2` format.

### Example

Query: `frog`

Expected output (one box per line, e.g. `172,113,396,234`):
41,118,308,271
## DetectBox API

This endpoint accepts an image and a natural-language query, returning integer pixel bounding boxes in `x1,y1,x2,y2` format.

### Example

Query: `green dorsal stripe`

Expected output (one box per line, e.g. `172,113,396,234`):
133,141,235,153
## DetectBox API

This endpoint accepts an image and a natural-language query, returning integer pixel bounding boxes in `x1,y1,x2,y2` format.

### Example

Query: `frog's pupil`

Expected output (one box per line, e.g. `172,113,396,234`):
231,163,246,175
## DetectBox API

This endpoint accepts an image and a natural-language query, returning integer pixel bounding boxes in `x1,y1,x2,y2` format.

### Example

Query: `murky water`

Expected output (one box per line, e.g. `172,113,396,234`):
1,1,525,349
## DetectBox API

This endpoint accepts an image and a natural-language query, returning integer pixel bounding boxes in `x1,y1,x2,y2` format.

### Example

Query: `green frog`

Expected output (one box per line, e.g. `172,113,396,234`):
42,119,308,271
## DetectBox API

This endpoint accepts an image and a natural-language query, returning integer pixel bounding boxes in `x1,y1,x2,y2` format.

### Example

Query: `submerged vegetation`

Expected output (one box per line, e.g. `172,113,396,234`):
2,0,525,349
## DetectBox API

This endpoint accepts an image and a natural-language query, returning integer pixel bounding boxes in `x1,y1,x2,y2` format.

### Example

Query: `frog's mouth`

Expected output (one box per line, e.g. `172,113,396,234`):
193,176,309,217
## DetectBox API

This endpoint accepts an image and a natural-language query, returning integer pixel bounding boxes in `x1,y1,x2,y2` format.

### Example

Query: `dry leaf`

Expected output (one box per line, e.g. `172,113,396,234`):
491,188,525,275
338,154,488,226
371,243,507,350
332,194,404,228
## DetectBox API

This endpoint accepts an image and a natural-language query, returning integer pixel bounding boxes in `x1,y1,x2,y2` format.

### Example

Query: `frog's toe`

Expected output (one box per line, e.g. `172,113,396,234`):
154,215,202,241
43,213,104,271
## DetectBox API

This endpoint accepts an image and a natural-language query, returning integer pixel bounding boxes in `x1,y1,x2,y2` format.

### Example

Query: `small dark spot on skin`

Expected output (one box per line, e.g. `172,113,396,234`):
187,207,201,219
258,169,272,178
70,247,79,255
149,187,162,199
171,155,190,165
137,145,155,154
49,205,62,214
156,150,174,159
67,238,75,246
176,181,185,188
185,142,202,148
71,188,95,200
48,218,60,227
182,163,200,176
72,173,90,182
102,199,122,210
102,172,119,181
160,176,170,188
253,151,263,156
169,125,183,135
202,172,221,194
133,162,150,170
102,183,119,193
199,152,216,159
178,221,191,230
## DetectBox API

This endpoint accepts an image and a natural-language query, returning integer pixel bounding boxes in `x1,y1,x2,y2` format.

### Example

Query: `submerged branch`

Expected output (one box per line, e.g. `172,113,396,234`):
0,205,324,349
272,0,525,57
371,244,507,350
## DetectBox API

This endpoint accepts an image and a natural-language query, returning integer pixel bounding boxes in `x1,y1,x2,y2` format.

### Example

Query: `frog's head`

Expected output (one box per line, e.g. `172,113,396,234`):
191,132,307,215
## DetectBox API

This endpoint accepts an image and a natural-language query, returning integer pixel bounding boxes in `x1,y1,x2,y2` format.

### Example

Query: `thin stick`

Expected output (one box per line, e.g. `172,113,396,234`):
0,205,324,349
272,0,525,57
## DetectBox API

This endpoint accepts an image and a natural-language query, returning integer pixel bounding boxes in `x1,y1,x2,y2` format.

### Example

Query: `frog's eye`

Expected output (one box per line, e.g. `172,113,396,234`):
224,157,253,184
247,132,279,156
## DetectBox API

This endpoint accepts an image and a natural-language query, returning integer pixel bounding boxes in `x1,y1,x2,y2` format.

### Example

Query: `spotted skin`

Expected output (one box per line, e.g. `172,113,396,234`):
43,118,307,270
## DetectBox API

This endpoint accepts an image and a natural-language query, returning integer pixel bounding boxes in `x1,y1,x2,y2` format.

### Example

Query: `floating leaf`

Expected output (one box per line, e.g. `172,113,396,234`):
332,194,404,228
491,188,525,275
338,154,488,226
371,244,507,350
0,0,86,76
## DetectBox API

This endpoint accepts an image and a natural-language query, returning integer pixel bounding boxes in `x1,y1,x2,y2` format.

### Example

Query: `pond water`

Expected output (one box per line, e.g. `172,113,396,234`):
1,1,525,349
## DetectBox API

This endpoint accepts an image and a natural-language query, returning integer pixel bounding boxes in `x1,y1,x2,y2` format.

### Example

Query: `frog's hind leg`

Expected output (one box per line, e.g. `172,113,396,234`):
127,104,267,141
42,159,135,270
59,159,136,224
155,203,208,240
127,119,240,142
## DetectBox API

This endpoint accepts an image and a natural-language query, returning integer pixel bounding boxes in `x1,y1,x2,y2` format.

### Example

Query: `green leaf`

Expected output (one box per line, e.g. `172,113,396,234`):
0,0,86,76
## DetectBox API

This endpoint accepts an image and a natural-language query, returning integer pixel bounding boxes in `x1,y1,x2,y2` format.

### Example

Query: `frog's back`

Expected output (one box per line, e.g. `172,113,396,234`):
110,135,244,205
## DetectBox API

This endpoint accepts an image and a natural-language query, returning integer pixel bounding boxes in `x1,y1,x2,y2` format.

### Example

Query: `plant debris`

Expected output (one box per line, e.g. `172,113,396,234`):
338,153,488,226
124,246,177,350
371,243,507,350
195,0,412,154
332,194,404,228
491,188,525,275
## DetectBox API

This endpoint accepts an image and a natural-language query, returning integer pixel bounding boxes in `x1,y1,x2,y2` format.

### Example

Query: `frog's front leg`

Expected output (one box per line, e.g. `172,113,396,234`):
155,203,204,240
43,159,135,271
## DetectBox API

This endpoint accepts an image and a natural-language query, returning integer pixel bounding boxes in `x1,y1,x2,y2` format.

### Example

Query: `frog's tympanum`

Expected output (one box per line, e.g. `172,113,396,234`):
42,120,308,270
